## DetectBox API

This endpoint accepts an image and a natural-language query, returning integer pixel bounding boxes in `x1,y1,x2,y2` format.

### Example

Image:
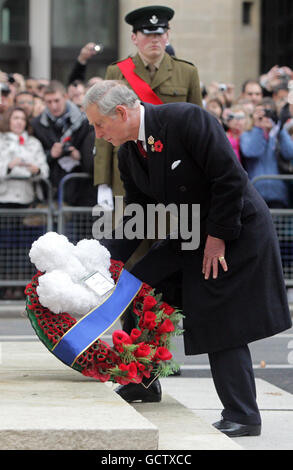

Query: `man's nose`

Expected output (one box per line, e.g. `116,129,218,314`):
94,126,104,139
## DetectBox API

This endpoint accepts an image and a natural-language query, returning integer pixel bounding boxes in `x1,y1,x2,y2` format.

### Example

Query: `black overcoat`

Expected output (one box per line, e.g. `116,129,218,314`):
103,102,292,355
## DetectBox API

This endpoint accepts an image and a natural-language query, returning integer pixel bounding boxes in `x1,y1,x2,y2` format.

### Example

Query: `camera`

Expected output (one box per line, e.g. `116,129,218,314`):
263,108,278,123
61,141,72,156
227,113,235,121
219,83,227,92
264,109,275,119
93,43,104,53
7,73,15,84
0,82,11,96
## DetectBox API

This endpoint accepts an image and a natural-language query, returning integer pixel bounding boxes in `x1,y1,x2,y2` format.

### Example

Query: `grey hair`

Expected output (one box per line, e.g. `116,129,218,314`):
83,80,140,115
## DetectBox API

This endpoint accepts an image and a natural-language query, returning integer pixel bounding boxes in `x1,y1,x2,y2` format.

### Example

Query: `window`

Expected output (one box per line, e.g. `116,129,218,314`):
0,0,30,76
242,1,253,25
51,0,118,83
51,0,117,48
0,0,28,43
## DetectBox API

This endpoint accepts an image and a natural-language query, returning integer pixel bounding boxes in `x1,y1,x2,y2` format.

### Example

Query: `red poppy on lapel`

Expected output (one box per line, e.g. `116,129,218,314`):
154,140,163,152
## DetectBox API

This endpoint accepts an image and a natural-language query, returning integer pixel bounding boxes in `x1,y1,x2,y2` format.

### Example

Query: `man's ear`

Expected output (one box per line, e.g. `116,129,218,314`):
131,32,138,47
116,105,128,121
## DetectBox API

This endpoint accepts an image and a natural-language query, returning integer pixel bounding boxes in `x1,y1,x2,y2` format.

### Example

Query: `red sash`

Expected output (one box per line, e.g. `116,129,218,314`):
117,57,163,105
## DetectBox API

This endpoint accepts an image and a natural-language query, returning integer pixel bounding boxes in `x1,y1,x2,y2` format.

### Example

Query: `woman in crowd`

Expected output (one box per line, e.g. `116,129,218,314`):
0,106,49,207
240,101,290,208
0,107,49,299
225,104,250,163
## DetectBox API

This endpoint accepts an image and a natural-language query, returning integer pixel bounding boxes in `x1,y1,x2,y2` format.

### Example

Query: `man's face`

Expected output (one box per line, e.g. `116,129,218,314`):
44,91,67,117
26,79,38,95
243,83,263,106
131,31,169,62
86,103,129,147
0,92,12,114
67,84,85,108
15,94,34,117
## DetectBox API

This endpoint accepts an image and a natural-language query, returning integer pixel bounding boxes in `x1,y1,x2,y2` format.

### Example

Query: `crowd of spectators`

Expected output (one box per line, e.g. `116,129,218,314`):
2,50,293,212
1,48,293,210
0,45,293,299
0,56,101,208
202,67,293,209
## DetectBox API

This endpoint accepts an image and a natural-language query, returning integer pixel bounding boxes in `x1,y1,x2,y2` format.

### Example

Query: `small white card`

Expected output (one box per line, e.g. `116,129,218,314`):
84,271,114,296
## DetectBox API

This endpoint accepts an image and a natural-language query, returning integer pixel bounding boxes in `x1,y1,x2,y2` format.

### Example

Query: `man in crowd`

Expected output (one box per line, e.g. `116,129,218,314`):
31,80,96,206
15,91,35,121
241,80,263,106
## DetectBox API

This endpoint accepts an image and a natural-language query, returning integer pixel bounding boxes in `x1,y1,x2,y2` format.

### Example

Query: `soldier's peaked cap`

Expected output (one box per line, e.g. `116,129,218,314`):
125,5,174,34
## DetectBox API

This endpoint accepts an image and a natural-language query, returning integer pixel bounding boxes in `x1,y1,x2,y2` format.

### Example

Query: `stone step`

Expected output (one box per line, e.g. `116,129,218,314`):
0,341,241,450
0,341,158,450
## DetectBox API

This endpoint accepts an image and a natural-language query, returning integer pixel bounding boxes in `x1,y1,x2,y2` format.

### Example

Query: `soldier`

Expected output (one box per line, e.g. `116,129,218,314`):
94,5,202,208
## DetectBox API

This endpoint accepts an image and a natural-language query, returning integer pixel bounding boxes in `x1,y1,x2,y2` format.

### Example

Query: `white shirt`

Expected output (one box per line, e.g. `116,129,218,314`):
137,104,147,151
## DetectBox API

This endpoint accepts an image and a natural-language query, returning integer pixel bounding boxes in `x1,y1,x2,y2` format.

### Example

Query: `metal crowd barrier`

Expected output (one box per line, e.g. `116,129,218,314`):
251,174,293,287
0,173,292,299
56,173,95,243
0,177,54,291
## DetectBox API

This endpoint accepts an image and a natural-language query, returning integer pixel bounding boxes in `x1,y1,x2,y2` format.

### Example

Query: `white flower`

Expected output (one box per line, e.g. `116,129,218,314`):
29,232,112,315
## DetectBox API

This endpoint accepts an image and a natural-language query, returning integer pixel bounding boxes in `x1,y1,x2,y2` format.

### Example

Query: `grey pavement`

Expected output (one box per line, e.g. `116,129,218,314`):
1,299,293,450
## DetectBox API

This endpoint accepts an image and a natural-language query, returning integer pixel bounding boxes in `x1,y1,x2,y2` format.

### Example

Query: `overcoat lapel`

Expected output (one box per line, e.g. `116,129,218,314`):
144,103,168,203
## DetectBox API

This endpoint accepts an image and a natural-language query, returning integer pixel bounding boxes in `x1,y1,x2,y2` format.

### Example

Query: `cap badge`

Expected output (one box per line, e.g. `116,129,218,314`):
149,15,159,24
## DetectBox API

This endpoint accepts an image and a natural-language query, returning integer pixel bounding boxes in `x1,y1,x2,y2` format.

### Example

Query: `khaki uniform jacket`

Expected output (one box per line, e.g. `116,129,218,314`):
94,52,202,195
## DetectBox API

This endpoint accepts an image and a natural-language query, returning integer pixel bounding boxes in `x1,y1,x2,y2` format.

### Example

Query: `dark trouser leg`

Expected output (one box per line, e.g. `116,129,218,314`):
208,345,261,425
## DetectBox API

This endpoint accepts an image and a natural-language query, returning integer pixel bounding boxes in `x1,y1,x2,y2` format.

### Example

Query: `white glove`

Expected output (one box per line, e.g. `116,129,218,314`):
97,184,114,211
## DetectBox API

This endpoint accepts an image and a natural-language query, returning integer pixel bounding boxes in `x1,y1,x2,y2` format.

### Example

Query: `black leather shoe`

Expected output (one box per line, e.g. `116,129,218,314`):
115,379,162,403
213,419,261,437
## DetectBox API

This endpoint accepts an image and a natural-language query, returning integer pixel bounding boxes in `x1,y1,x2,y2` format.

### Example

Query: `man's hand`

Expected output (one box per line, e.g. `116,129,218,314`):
77,42,98,65
51,142,63,159
202,235,228,280
68,146,81,161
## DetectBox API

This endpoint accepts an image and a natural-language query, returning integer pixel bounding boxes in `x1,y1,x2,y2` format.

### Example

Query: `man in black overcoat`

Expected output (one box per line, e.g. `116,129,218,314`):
84,81,292,438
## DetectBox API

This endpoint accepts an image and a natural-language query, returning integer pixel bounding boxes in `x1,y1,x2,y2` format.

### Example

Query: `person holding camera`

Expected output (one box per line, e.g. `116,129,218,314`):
240,100,290,208
31,80,96,206
67,42,103,89
260,65,293,97
225,105,250,163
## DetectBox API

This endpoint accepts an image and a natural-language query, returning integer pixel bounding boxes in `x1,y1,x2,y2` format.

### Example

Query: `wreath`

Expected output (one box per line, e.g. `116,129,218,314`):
25,259,184,385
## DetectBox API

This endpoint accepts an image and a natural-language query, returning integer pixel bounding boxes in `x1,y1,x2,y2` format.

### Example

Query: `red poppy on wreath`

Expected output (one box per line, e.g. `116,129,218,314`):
24,259,184,385
154,140,164,152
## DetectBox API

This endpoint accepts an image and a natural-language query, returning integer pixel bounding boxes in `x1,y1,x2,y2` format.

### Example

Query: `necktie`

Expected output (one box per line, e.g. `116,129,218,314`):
137,140,148,158
19,135,25,145
147,63,157,81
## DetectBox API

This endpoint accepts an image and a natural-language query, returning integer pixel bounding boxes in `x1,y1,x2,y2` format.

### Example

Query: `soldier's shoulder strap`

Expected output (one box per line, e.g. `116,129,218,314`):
116,57,163,105
171,56,196,67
